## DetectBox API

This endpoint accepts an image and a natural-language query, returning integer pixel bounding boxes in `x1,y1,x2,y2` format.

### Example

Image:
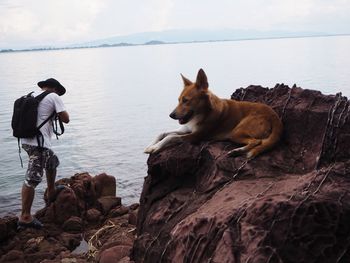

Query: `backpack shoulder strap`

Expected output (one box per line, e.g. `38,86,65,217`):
35,90,51,101
36,91,55,130
37,111,55,130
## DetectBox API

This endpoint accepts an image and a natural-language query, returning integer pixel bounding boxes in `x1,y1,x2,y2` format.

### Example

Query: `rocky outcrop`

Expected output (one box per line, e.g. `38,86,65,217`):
132,85,350,263
0,172,138,263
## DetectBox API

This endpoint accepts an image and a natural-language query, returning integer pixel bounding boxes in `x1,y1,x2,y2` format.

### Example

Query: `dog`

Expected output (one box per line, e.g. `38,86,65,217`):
144,69,283,158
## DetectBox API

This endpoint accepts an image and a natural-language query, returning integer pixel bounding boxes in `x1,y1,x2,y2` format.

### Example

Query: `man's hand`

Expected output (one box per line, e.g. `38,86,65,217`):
58,111,70,123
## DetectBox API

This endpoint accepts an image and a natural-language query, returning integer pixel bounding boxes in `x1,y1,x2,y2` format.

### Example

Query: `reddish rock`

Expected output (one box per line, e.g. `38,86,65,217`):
69,173,96,208
109,206,129,218
37,187,79,225
98,245,132,263
86,208,101,223
0,249,24,263
128,211,137,226
0,172,134,263
93,173,116,197
59,232,82,250
97,196,122,214
117,257,134,263
0,216,17,243
62,216,83,233
99,238,134,255
129,203,139,210
131,85,350,263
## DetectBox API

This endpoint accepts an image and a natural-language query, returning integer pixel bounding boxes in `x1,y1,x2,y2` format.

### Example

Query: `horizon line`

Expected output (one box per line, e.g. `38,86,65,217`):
1,33,349,54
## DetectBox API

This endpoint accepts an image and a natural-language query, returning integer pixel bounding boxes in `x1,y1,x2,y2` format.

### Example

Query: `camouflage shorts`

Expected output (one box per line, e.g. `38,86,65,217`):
22,144,60,188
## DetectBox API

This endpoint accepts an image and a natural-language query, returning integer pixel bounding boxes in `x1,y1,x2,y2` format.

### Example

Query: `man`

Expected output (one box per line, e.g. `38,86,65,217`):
18,78,70,229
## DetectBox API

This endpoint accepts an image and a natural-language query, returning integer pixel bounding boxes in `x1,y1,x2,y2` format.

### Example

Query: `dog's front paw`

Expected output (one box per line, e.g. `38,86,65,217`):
144,144,160,154
144,146,154,154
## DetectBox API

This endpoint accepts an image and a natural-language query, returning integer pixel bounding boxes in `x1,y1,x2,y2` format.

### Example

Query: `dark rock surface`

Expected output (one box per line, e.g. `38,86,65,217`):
0,172,137,263
132,84,350,263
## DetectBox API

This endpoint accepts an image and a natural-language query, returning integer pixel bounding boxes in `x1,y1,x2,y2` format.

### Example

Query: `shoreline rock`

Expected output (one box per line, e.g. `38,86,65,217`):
131,84,350,263
0,172,137,263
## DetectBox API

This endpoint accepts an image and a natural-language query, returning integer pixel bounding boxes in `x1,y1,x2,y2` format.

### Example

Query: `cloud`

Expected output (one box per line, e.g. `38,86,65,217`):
89,0,175,37
0,0,107,47
161,0,350,32
0,0,349,48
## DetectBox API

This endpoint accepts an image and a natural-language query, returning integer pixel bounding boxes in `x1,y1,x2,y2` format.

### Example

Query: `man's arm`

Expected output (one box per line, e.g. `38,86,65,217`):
58,111,70,123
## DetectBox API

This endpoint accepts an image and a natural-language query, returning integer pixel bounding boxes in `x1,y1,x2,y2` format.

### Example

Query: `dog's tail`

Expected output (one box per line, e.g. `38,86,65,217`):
247,115,283,158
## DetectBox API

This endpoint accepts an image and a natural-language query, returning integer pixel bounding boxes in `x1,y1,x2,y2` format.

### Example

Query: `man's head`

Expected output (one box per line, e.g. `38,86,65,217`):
37,78,66,96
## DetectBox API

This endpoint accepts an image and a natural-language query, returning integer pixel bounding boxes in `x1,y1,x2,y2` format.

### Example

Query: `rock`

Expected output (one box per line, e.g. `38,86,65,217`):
61,257,78,263
117,257,134,263
0,250,24,263
0,172,133,263
129,203,139,210
0,216,17,243
24,236,44,253
69,173,96,208
97,196,122,214
38,187,79,225
131,85,350,263
62,217,83,233
109,206,129,218
93,173,116,197
98,245,132,263
86,208,101,223
98,236,134,255
128,211,137,226
59,232,82,250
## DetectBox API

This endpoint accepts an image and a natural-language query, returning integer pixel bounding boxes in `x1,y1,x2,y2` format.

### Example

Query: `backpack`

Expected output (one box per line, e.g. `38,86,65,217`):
12,91,53,139
11,91,64,166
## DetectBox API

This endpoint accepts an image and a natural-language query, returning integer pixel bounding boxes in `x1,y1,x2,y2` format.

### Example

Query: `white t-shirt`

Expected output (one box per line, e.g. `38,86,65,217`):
21,90,66,149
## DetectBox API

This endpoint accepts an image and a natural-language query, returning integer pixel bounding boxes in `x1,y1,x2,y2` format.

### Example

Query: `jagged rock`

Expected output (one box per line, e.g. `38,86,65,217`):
93,173,117,197
59,232,82,250
0,216,17,243
62,217,83,233
98,245,132,263
117,257,134,263
86,208,102,222
128,211,137,226
0,172,137,263
131,85,350,263
129,204,140,210
109,206,129,218
0,249,24,263
97,196,122,214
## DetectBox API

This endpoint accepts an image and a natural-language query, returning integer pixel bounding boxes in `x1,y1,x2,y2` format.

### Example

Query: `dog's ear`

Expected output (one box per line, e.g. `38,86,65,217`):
195,68,208,90
181,74,193,86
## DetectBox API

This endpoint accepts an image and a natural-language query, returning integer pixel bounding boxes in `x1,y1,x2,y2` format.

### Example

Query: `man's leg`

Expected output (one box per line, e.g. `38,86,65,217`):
46,168,57,201
20,144,43,223
20,184,35,223
45,149,60,201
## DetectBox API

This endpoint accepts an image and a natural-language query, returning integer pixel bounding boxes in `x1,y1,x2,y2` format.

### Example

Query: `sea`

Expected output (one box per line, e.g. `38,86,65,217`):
1,35,350,217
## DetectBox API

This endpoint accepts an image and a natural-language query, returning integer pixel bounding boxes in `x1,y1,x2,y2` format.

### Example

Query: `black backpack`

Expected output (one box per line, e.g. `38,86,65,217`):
11,91,64,166
12,91,52,139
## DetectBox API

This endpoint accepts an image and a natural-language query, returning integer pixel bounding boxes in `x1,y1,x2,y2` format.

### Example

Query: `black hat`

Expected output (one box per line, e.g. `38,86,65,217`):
37,78,66,96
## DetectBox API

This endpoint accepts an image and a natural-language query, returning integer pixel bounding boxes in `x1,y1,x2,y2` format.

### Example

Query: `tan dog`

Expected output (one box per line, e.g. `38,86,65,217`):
144,69,283,158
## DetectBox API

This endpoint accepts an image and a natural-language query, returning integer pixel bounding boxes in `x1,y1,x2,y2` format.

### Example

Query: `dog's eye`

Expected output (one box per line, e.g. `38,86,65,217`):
182,97,188,103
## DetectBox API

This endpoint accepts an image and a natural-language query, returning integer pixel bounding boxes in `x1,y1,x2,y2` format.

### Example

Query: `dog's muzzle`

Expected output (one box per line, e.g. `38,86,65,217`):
169,110,177,120
169,110,194,124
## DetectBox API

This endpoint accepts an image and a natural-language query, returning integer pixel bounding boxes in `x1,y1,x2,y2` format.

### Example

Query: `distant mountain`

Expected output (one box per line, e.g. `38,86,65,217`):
3,28,345,53
73,29,327,47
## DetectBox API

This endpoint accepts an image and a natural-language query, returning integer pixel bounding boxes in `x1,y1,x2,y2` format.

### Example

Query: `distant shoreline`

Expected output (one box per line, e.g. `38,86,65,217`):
1,33,349,54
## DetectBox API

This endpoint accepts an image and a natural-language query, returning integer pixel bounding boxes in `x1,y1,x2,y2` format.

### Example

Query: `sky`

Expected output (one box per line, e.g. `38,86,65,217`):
1,0,350,49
